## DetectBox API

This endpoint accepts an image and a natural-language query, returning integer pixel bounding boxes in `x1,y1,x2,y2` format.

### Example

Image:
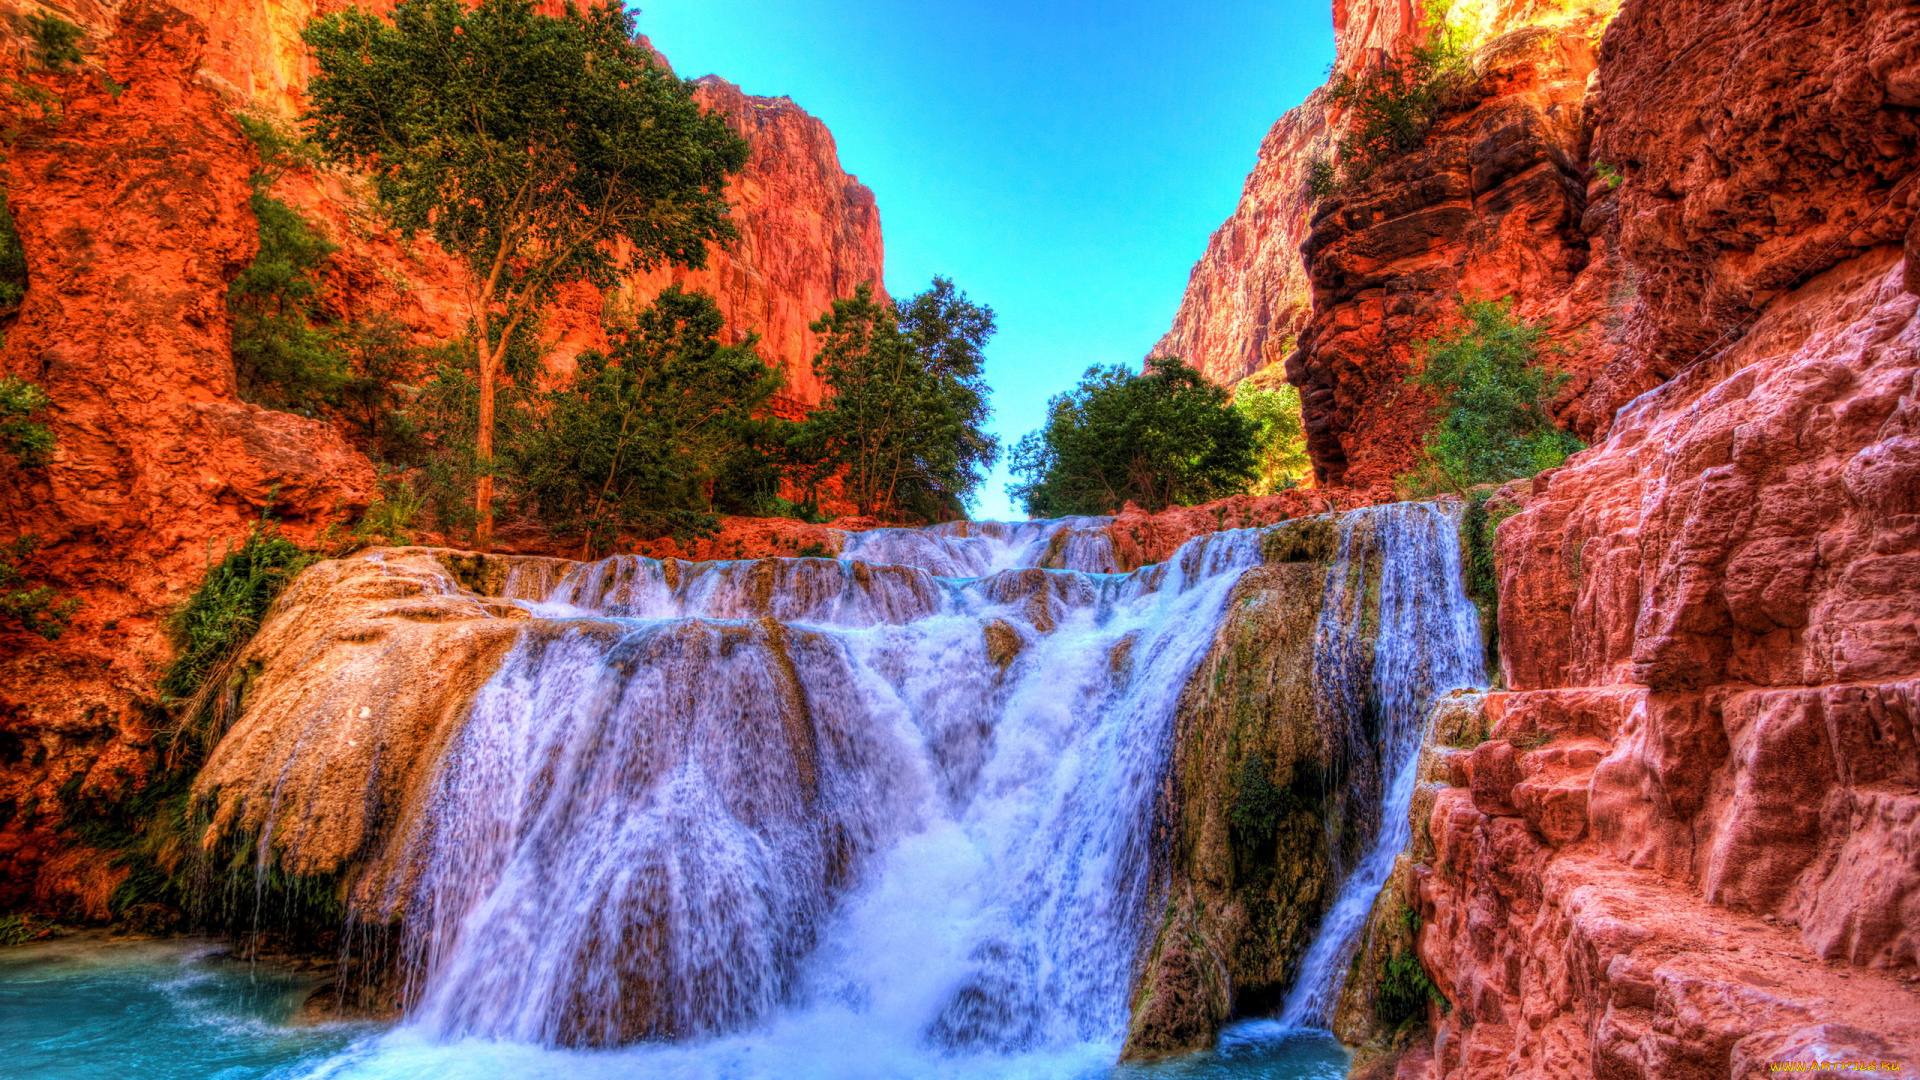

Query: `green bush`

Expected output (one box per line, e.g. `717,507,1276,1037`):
229,191,346,414
1398,298,1583,497
0,196,26,309
1,536,80,640
1235,383,1312,494
24,12,84,71
0,911,53,945
159,511,317,740
0,375,54,468
1009,355,1255,516
1306,157,1340,199
510,286,782,553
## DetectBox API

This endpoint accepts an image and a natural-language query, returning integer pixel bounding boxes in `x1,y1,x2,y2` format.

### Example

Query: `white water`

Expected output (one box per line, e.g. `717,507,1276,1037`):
345,521,1268,1069
271,505,1479,1077
1274,503,1485,1031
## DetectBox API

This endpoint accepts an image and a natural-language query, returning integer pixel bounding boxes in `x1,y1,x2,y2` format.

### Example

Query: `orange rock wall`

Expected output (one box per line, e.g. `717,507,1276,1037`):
0,0,881,912
0,0,374,914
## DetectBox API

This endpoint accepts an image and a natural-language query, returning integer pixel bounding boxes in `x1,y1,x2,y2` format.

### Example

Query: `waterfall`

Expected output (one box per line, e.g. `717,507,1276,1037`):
376,521,1269,1052
1274,502,1486,1031
205,502,1488,1077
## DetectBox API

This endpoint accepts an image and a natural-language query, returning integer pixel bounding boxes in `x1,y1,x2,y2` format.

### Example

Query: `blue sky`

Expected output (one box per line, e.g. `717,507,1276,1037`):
636,1,1335,520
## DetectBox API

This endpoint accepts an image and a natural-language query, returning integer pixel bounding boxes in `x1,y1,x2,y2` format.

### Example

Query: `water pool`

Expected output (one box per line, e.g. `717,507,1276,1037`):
0,938,1349,1080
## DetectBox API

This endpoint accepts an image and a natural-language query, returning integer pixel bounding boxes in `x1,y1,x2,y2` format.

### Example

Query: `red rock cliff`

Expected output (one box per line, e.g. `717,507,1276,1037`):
0,0,882,913
1174,0,1920,1073
1367,0,1920,1076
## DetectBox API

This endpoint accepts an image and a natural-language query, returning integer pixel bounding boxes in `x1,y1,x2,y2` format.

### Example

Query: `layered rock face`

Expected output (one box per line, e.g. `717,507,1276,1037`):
1389,0,1920,1074
1170,0,1920,1073
0,0,881,912
0,0,373,915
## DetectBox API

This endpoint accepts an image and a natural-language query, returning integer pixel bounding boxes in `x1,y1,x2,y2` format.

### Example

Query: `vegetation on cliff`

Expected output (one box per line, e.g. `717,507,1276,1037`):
0,381,79,639
303,0,750,544
1397,299,1582,497
1010,356,1255,515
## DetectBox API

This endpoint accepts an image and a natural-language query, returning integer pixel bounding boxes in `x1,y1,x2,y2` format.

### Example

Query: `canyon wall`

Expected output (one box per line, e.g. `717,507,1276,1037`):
0,0,881,913
1170,0,1920,1073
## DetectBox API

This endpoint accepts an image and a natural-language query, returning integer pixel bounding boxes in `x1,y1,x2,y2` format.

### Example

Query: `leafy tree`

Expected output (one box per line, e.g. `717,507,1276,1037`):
0,375,54,468
511,286,781,554
304,0,749,545
1398,298,1583,496
334,313,427,460
799,278,998,521
1235,382,1312,494
229,188,344,413
1009,356,1256,517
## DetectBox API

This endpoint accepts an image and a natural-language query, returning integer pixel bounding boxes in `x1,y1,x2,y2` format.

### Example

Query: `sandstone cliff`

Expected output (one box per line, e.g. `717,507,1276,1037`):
0,0,882,914
1166,0,1920,1073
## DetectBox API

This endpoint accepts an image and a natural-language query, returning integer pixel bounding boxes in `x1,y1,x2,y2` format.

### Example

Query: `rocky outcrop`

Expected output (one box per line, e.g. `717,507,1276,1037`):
0,0,373,916
1125,521,1344,1057
1416,246,1920,1079
1153,99,1330,387
1379,0,1920,1069
0,0,883,914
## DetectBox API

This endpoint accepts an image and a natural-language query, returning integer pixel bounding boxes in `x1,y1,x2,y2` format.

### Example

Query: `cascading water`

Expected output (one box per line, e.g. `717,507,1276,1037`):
362,520,1269,1064
152,503,1486,1080
1273,502,1485,1031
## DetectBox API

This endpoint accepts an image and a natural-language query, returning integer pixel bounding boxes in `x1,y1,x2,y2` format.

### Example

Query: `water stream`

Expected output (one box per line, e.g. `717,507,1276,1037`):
0,504,1482,1078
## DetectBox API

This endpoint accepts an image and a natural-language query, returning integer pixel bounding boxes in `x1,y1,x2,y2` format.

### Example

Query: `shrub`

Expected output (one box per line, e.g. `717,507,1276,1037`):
0,196,26,310
1305,157,1340,199
1009,356,1255,516
1397,298,1583,497
0,911,53,945
24,12,83,71
0,536,81,640
1235,383,1312,494
0,375,54,468
229,190,345,414
1328,38,1466,175
159,511,317,742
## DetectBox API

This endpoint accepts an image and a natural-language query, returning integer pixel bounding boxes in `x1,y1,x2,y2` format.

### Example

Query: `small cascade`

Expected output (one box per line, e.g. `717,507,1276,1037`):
376,523,1267,1050
837,516,1119,575
1275,502,1486,1030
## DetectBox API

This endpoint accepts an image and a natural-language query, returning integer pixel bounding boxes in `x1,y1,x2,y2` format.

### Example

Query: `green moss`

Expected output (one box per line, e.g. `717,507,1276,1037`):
1376,946,1442,1028
1262,515,1337,563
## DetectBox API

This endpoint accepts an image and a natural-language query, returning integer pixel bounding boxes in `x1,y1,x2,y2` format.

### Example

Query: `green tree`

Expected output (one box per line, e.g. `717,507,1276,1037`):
303,0,749,546
1399,298,1583,496
1009,356,1256,517
228,188,344,413
1235,382,1311,494
511,286,782,555
799,278,998,521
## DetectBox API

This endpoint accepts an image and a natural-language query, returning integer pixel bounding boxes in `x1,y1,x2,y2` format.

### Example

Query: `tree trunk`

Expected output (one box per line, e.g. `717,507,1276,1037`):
475,335,495,548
